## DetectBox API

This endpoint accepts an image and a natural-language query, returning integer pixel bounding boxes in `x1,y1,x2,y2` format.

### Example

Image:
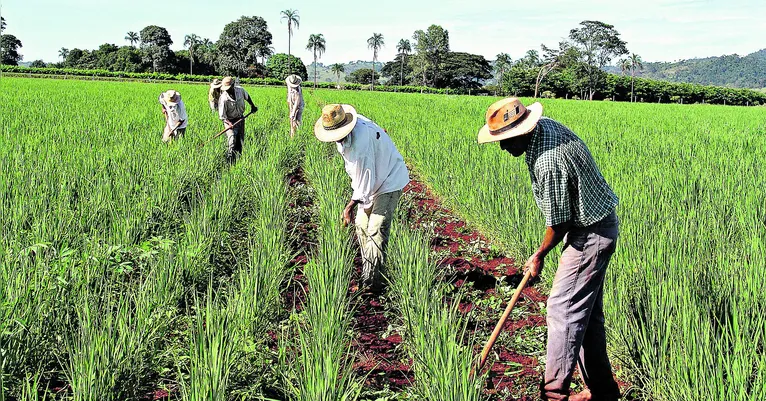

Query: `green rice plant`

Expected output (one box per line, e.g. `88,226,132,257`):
282,132,362,401
181,285,239,401
64,253,181,401
309,89,766,401
388,226,483,400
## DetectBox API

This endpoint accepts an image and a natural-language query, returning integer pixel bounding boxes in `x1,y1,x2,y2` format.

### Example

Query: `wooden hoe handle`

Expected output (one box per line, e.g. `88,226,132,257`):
476,270,533,374
198,111,255,149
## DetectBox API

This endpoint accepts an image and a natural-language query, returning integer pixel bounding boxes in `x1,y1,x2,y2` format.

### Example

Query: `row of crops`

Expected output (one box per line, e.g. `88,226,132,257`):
1,77,765,400
309,90,766,400
0,79,484,400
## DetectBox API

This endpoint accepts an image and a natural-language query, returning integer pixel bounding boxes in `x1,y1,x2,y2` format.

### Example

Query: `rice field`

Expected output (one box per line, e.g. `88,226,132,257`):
0,77,764,401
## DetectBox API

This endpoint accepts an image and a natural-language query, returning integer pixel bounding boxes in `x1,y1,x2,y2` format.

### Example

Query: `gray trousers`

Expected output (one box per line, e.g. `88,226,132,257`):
225,118,246,164
543,211,620,401
354,190,402,291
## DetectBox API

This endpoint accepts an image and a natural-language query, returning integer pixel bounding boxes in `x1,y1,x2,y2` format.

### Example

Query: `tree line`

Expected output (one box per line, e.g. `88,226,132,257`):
3,12,764,106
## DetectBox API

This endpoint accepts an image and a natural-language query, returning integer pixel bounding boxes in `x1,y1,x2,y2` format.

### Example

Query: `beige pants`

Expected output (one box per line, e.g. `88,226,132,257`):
354,190,402,291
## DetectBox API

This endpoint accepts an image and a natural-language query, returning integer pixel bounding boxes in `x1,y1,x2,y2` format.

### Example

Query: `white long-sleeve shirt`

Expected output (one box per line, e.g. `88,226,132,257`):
159,94,188,129
336,115,410,209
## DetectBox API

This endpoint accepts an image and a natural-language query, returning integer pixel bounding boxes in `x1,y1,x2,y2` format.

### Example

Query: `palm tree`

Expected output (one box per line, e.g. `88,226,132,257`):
619,58,630,76
396,39,411,86
184,34,200,75
629,53,644,102
330,63,345,88
367,33,384,90
306,34,326,88
125,31,139,47
495,53,512,93
59,48,70,62
280,9,300,74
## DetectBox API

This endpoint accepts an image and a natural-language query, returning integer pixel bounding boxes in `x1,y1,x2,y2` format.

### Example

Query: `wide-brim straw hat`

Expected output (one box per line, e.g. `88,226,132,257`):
210,79,222,89
314,104,358,142
477,98,543,144
163,90,180,105
221,76,235,91
286,74,302,88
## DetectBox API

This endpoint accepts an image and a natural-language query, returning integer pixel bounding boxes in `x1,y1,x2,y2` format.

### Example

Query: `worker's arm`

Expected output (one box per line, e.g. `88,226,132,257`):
243,89,258,114
342,199,361,227
524,221,572,277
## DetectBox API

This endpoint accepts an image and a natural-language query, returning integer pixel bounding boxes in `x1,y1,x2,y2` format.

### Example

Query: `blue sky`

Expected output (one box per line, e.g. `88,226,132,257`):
2,0,764,65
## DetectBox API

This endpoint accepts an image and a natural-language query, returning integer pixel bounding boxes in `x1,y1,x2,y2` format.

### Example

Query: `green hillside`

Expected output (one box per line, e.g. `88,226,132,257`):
304,61,377,84
606,49,766,89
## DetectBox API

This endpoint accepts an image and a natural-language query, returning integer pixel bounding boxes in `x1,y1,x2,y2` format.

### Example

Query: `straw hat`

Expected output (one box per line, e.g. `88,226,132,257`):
221,76,235,91
314,104,358,142
286,74,302,88
162,90,180,105
477,98,543,144
210,79,222,89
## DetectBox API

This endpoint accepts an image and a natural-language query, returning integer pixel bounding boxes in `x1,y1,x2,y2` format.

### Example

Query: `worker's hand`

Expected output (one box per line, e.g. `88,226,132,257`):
225,121,234,130
523,253,544,278
342,205,355,228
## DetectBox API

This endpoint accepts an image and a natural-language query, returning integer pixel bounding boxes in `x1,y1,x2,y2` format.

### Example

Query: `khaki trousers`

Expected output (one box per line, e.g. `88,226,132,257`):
354,190,402,291
542,211,620,401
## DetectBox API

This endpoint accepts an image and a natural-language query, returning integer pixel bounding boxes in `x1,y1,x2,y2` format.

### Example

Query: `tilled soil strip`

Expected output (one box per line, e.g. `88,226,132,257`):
401,175,547,400
344,171,548,400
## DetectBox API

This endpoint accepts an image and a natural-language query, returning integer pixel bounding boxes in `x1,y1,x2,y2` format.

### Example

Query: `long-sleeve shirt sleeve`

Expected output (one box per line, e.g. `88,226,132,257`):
338,116,410,210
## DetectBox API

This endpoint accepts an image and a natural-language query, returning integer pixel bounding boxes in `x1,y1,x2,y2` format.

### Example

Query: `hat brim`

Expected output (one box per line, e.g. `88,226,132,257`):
477,102,543,144
314,105,358,142
286,80,301,88
220,84,233,91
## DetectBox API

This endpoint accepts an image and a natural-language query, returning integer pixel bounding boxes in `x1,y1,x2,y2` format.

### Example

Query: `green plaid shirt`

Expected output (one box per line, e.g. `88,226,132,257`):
525,117,618,227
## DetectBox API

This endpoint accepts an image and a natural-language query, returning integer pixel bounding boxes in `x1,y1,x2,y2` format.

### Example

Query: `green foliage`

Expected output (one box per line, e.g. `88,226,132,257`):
346,68,379,85
216,16,272,77
140,25,174,73
568,20,629,99
0,34,23,65
266,53,308,81
607,49,766,89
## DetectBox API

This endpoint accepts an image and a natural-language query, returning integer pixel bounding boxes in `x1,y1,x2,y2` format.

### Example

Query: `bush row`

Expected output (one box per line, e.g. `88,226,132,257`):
0,65,464,94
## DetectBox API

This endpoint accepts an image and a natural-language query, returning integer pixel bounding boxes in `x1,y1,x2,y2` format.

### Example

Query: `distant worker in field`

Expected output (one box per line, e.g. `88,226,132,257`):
314,104,410,294
219,76,257,164
209,78,222,112
286,74,305,138
478,98,620,401
159,90,187,143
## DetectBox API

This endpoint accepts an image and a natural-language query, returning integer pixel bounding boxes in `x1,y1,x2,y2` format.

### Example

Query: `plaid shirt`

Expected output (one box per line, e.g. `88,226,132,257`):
525,117,618,227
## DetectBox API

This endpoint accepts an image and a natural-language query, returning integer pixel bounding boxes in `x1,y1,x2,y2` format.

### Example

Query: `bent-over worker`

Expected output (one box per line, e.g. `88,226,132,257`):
209,79,222,113
314,104,410,294
218,76,257,164
159,90,187,143
477,98,621,401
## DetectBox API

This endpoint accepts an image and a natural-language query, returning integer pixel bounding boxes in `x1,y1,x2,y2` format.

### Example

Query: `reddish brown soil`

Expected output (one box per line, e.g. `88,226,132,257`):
401,178,548,400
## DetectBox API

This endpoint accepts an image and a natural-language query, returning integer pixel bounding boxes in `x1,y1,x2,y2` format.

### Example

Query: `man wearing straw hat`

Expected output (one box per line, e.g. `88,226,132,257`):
219,76,257,164
477,98,620,401
159,90,187,143
286,74,305,138
314,104,410,294
209,78,223,112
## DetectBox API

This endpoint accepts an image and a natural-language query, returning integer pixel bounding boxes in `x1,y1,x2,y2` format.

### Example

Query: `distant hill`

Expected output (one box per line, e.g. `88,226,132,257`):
304,61,377,84
605,49,766,90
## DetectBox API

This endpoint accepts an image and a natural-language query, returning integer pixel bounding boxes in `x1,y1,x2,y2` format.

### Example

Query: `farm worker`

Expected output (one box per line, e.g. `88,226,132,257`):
219,76,257,164
285,74,305,138
209,78,222,112
314,104,410,294
477,98,620,401
159,90,187,143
